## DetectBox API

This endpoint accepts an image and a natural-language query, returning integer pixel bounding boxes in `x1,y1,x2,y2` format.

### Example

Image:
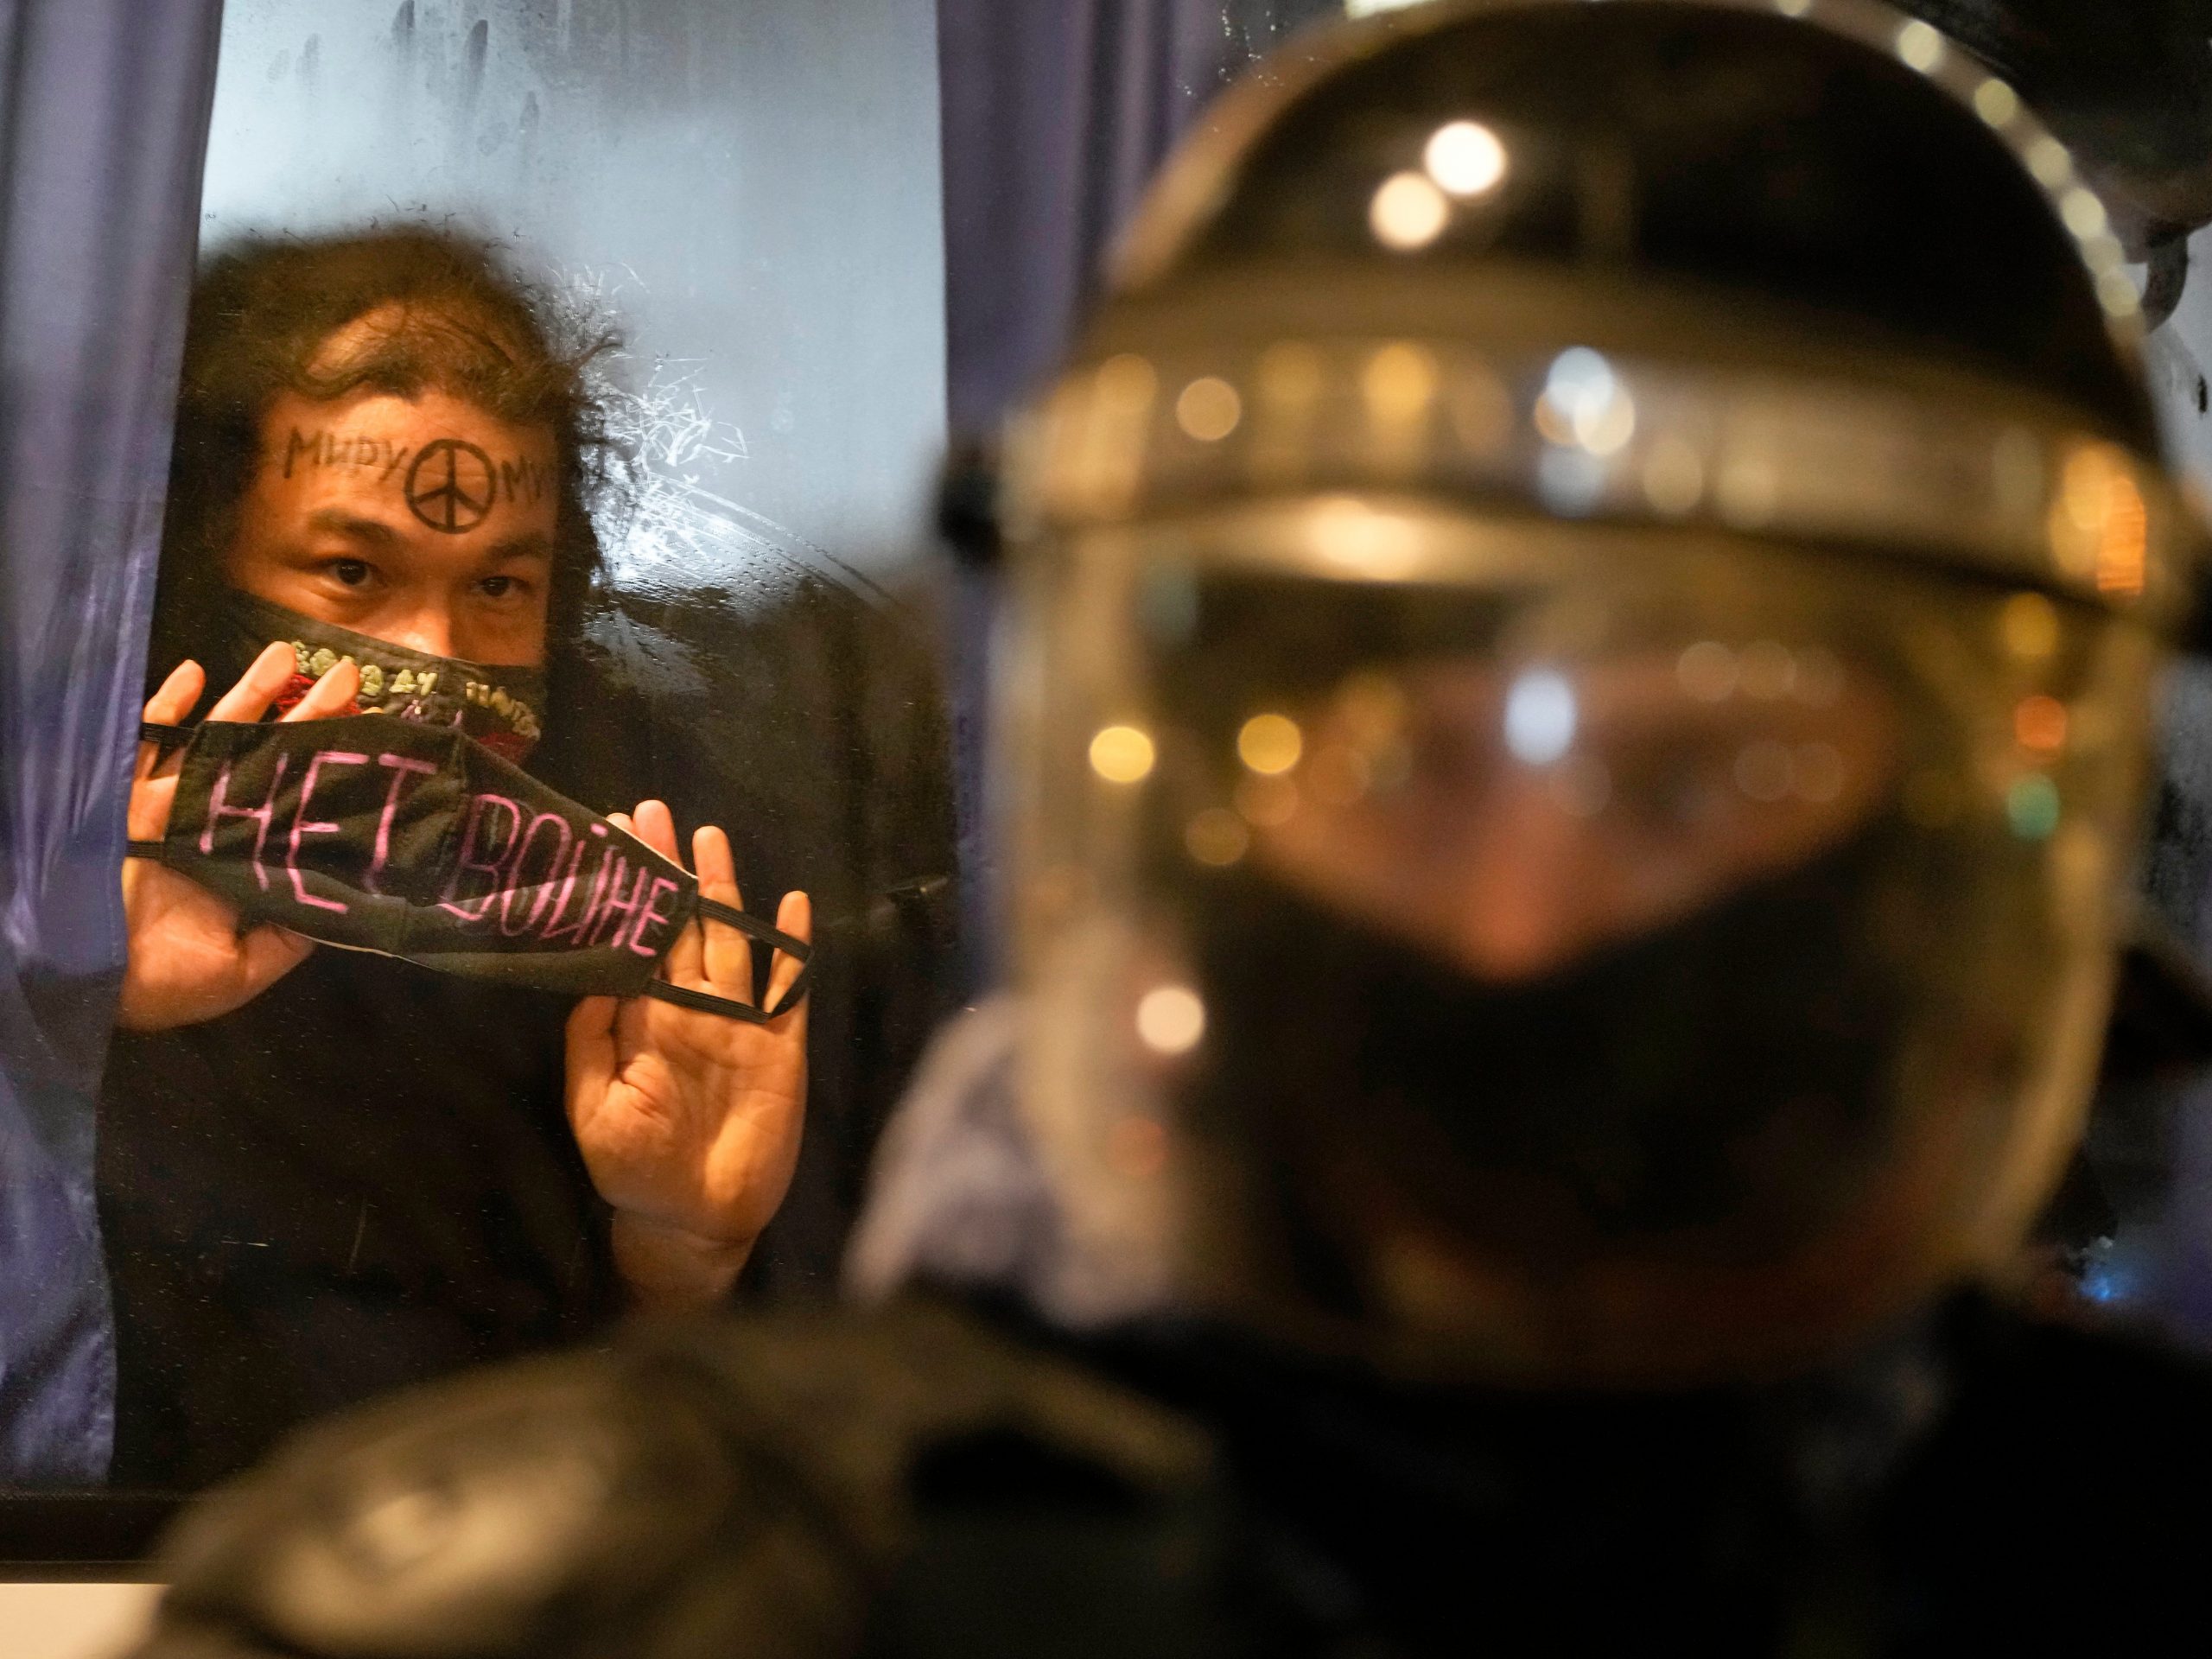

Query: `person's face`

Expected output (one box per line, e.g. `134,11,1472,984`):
1247,645,1898,982
225,386,561,667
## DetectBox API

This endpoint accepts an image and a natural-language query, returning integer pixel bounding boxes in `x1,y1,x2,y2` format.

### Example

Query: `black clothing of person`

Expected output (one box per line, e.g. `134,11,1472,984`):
99,576,962,1489
98,957,611,1490
130,1294,2209,1656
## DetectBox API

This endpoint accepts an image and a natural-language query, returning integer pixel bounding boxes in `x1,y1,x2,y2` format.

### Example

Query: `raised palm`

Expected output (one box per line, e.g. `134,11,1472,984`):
565,802,810,1304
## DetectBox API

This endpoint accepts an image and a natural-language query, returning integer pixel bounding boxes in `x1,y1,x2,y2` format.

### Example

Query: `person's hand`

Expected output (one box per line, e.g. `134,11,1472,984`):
564,799,810,1310
118,643,362,1032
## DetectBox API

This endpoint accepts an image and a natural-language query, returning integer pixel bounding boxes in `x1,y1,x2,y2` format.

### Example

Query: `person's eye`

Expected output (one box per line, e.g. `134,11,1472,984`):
477,574,532,601
326,558,372,588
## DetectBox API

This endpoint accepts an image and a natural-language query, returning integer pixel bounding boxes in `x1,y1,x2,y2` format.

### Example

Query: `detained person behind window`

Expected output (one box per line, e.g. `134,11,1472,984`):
99,231,810,1487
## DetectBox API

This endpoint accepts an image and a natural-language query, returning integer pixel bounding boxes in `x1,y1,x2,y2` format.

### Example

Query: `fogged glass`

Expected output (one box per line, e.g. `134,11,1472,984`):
89,0,957,1495
1006,510,2162,1381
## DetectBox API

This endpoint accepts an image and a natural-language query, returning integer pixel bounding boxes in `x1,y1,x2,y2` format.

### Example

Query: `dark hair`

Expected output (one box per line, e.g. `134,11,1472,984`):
149,227,625,683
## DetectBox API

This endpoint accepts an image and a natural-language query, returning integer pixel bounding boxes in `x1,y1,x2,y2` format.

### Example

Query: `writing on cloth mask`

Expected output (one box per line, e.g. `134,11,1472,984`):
222,589,549,763
127,712,810,1023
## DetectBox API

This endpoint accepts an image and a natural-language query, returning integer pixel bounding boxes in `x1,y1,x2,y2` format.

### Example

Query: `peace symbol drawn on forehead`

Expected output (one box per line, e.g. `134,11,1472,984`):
404,437,498,534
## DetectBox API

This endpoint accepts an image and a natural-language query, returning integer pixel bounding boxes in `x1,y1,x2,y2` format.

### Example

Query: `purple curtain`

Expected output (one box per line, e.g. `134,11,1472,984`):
0,0,225,1484
934,0,1340,977
937,0,1341,436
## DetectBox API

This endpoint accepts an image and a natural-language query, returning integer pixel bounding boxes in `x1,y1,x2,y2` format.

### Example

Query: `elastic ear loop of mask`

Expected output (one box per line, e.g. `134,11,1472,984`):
129,721,812,1026
646,899,814,1026
124,721,195,861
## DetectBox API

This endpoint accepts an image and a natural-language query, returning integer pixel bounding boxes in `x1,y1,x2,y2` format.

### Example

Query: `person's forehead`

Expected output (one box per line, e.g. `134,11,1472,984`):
257,386,556,461
249,387,559,539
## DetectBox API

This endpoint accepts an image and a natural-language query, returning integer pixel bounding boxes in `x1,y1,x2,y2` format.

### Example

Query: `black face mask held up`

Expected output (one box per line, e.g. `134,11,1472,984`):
217,588,550,764
127,711,810,1023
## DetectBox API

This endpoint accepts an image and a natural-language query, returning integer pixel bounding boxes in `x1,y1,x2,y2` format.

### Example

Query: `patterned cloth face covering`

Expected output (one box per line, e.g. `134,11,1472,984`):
223,588,550,763
127,711,810,1023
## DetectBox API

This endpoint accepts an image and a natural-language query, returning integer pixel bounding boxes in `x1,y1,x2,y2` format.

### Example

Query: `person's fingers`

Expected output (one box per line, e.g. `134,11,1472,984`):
207,641,304,724
563,996,620,1128
129,660,207,840
137,660,205,783
619,799,705,981
127,772,177,842
642,806,703,984
238,923,316,988
613,985,651,1063
631,799,678,859
692,826,753,1004
279,655,362,723
761,890,811,1016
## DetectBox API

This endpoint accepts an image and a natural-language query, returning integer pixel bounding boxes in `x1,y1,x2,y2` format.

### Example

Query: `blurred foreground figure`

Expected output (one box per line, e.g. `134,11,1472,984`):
130,2,2211,1652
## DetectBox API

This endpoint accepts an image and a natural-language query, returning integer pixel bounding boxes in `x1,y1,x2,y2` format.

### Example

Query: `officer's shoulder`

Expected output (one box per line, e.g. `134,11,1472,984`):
1922,1305,2212,1487
1882,1306,2212,1643
137,1301,1220,1659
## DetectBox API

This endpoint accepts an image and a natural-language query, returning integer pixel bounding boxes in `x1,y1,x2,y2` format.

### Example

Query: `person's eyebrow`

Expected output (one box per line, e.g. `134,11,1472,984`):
483,532,555,564
306,508,404,549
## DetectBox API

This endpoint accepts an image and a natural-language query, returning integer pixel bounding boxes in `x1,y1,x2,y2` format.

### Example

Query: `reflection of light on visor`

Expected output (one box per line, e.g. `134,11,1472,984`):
1136,983,1206,1054
1423,120,1507,197
1370,170,1448,250
1537,348,1636,455
1090,724,1157,782
1238,713,1303,774
1503,669,1577,765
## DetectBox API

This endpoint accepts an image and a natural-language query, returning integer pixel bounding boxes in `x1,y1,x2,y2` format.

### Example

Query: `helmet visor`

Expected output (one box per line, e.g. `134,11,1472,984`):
1006,502,2158,1379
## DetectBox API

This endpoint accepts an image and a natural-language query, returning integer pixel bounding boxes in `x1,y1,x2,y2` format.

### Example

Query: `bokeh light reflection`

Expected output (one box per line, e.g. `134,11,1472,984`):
1423,120,1507,197
1370,170,1449,251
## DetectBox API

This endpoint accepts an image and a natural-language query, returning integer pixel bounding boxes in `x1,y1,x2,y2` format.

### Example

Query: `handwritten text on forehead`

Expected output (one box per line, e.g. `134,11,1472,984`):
280,428,554,512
